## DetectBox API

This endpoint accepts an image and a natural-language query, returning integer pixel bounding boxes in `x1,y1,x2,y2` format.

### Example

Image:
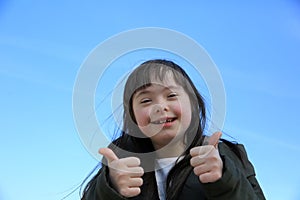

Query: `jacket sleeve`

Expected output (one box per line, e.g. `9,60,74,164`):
202,143,266,200
83,166,128,200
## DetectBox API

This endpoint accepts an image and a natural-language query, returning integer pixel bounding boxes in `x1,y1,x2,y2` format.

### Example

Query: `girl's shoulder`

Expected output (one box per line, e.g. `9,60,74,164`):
217,138,256,177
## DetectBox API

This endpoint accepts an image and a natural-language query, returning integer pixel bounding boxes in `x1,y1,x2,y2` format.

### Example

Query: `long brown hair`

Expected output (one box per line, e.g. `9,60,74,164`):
82,59,207,200
122,59,207,199
81,59,247,200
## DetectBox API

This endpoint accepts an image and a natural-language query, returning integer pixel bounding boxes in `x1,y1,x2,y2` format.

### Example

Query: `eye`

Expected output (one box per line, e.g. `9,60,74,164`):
140,98,152,104
168,92,178,98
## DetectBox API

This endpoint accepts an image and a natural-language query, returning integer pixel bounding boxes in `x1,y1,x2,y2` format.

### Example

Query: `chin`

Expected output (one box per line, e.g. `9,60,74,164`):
153,132,183,144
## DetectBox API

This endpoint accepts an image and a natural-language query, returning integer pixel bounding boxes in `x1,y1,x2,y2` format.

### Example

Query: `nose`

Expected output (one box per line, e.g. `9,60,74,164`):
153,102,169,113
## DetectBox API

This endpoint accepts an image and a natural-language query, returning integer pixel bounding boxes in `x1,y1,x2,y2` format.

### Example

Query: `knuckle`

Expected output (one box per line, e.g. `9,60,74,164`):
132,168,144,177
115,171,125,178
137,178,143,186
118,177,127,186
119,188,128,197
212,171,222,181
119,188,129,197
190,160,195,167
199,174,207,183
138,167,144,175
193,167,200,176
115,174,129,185
192,156,200,164
135,157,141,165
207,153,218,162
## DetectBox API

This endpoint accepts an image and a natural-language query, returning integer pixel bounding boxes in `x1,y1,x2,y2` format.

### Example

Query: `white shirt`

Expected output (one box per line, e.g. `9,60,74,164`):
155,157,178,200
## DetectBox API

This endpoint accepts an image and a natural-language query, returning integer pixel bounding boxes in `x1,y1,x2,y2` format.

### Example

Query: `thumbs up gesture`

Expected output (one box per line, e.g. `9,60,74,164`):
190,132,223,183
99,148,144,197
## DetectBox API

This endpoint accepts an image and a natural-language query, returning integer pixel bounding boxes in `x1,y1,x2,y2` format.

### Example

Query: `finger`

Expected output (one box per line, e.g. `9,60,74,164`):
99,148,119,163
193,164,210,176
119,166,144,177
190,146,202,157
199,171,222,183
122,157,141,167
190,145,214,157
119,187,141,197
208,132,222,147
128,177,143,187
190,155,205,167
129,167,144,177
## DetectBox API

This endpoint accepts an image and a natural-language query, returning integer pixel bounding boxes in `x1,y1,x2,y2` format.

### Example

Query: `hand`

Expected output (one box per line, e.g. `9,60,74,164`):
99,148,144,197
190,132,223,183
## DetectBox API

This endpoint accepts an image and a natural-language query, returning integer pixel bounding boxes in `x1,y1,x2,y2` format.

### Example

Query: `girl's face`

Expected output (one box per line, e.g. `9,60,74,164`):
132,74,192,150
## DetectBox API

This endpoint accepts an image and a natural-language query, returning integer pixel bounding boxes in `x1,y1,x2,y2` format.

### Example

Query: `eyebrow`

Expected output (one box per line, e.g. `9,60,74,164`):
134,90,151,99
165,85,181,90
134,85,181,99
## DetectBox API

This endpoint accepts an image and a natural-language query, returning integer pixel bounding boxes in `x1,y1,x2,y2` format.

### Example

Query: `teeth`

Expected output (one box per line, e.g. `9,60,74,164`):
153,118,173,124
154,120,166,124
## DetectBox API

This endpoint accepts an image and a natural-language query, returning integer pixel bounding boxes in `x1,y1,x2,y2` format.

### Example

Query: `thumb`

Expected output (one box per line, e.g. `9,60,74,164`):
208,132,222,148
99,148,119,163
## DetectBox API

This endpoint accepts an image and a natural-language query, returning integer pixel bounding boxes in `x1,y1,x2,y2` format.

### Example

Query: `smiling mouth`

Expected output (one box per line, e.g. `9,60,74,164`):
151,118,177,124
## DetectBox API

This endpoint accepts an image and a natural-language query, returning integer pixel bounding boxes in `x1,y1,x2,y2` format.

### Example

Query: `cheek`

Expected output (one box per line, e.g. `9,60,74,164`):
172,103,183,116
182,108,192,127
133,108,149,127
176,99,192,127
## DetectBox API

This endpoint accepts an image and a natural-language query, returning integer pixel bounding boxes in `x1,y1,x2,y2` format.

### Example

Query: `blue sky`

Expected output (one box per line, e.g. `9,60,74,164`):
0,1,300,200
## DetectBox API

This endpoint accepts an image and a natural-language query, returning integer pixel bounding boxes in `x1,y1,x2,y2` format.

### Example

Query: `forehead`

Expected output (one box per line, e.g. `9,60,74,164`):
126,67,190,100
133,77,184,100
136,72,180,90
136,83,181,93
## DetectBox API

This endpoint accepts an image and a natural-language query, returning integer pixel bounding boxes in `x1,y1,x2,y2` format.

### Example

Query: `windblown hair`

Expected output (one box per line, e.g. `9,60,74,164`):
122,59,207,200
81,59,244,200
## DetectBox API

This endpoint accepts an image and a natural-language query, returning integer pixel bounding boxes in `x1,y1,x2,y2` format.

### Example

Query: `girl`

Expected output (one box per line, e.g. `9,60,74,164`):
81,59,265,200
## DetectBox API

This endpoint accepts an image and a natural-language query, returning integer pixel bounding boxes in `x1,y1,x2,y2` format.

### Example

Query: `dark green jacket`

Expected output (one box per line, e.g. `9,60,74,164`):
83,142,265,200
